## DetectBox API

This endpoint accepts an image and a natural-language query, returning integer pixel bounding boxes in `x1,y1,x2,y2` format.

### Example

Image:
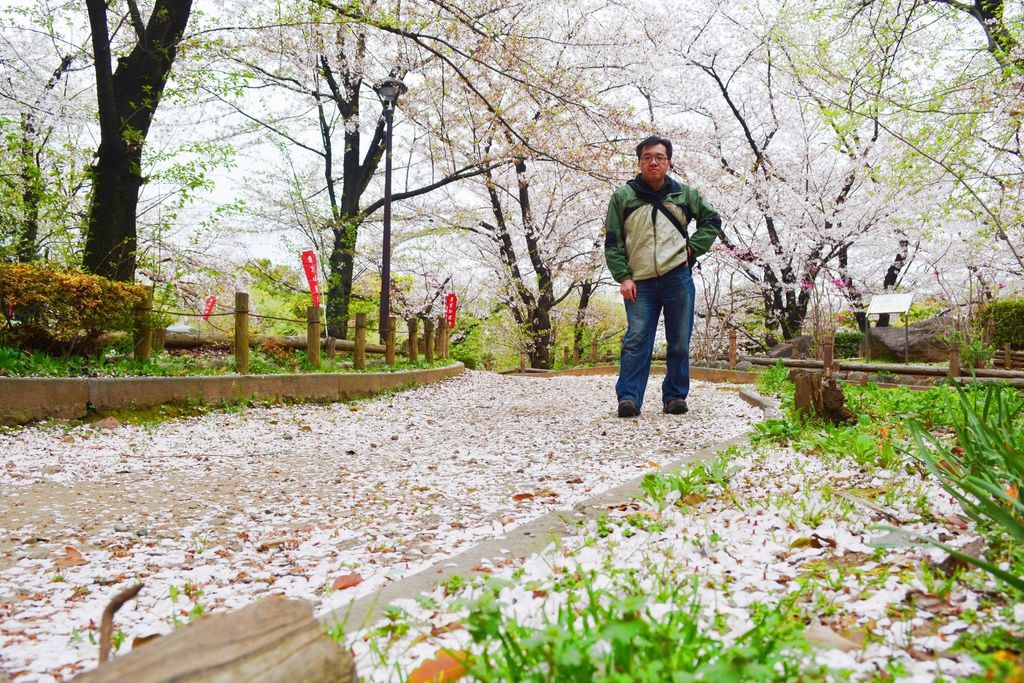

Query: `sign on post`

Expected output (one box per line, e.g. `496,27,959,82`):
202,295,217,322
300,250,321,307
444,293,457,329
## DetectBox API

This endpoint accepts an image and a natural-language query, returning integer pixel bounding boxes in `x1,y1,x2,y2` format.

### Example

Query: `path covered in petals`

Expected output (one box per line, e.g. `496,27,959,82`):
0,371,759,681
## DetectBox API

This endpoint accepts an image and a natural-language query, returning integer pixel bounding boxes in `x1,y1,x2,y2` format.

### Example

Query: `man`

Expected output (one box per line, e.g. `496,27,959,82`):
604,135,721,418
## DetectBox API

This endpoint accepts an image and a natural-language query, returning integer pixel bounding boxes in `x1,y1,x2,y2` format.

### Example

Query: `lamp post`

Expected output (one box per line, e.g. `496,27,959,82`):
373,76,407,343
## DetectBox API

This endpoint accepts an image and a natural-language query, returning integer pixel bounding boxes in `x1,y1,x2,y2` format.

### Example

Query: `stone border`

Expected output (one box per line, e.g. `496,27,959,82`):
323,388,777,632
523,365,759,384
0,364,464,426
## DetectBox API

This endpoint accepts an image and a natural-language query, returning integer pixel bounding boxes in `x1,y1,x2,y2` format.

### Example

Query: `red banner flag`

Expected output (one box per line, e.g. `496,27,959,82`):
202,295,217,322
301,250,321,307
444,293,457,329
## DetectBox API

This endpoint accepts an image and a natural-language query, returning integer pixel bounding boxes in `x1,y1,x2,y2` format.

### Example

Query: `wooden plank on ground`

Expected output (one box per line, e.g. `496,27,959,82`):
73,598,354,683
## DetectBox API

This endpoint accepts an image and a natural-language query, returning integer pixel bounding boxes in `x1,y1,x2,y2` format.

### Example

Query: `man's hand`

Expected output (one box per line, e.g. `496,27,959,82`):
620,279,637,303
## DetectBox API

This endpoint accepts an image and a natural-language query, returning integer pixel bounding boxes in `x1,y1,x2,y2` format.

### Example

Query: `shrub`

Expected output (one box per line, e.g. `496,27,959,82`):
0,263,147,354
907,384,1024,592
979,297,1024,349
833,331,863,358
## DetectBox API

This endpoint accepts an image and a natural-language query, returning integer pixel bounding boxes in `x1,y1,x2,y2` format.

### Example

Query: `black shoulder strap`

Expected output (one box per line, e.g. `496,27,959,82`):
652,202,689,241
652,201,700,267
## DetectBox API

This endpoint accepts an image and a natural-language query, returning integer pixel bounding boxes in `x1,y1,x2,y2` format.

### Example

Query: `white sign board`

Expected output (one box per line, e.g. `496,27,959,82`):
867,293,914,316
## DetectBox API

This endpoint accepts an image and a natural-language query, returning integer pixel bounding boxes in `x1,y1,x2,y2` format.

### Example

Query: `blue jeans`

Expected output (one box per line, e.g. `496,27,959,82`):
616,264,695,411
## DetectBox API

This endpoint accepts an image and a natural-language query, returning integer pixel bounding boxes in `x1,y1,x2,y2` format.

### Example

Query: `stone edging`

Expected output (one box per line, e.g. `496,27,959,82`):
322,387,777,632
521,365,760,384
0,364,464,426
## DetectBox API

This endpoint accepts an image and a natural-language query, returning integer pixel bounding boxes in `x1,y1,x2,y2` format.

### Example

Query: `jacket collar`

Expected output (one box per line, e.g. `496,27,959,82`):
628,174,682,202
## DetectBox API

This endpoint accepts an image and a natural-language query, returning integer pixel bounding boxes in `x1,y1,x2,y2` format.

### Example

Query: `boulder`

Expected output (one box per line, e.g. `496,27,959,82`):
868,316,952,363
768,335,814,358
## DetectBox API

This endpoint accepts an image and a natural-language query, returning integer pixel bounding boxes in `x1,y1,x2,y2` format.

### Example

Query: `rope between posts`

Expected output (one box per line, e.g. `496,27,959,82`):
156,309,234,318
249,313,306,324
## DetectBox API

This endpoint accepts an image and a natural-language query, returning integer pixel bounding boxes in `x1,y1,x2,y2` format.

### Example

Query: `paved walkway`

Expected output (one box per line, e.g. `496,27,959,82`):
0,371,760,681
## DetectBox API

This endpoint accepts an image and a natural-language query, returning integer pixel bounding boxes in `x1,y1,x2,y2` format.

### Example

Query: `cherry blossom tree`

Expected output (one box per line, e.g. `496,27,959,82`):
83,0,195,281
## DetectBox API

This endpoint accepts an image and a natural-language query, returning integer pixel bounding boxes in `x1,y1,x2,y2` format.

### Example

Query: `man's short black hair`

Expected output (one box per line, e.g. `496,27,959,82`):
636,135,673,161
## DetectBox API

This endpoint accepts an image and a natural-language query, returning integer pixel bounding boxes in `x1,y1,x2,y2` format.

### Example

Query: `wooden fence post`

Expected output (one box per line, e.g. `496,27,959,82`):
407,317,419,362
822,335,834,377
151,327,166,354
434,318,443,358
948,342,960,378
353,313,366,369
438,317,448,360
1006,343,1013,370
133,290,153,362
520,351,527,371
728,330,737,369
326,337,337,360
573,345,580,364
563,347,570,365
791,340,799,359
591,339,598,363
306,306,321,369
424,318,435,363
234,292,249,374
386,317,397,365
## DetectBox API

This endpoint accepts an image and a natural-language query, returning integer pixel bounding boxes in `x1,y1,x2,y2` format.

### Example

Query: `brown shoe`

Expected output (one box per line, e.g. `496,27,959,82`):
664,399,688,415
617,399,639,418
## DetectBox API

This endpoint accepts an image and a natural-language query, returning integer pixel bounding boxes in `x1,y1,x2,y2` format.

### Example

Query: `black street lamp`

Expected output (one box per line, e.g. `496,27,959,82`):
374,76,407,342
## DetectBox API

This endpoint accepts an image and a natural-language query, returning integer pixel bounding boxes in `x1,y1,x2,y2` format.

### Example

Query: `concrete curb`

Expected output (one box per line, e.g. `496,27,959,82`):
0,364,464,426
521,365,760,384
321,387,777,632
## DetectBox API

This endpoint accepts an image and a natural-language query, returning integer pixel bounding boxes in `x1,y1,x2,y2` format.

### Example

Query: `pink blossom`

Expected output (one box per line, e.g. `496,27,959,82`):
800,280,813,290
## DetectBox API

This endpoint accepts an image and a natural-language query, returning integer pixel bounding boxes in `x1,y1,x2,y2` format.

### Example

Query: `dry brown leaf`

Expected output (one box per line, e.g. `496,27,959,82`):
907,645,935,661
940,514,969,530
936,537,986,577
511,492,534,501
647,460,660,468
430,622,465,637
331,573,363,591
55,546,88,569
408,650,469,683
132,633,161,649
256,537,298,552
682,494,705,506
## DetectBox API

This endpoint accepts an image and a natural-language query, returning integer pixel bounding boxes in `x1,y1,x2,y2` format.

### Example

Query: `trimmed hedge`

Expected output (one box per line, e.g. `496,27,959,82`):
834,331,864,358
979,298,1024,349
0,263,147,354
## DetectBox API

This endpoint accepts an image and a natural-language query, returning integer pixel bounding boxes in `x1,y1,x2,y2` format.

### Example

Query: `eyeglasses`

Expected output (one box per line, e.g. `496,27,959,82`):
640,154,669,164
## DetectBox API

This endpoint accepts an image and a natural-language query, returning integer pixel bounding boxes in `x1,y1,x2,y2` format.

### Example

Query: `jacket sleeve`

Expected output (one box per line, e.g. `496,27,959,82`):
603,191,632,282
686,188,722,259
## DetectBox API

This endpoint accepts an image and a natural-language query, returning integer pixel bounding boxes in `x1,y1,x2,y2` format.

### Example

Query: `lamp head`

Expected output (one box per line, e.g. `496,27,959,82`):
374,77,407,105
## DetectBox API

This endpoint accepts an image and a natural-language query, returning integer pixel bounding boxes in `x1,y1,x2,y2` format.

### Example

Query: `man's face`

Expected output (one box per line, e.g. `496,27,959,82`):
638,143,670,188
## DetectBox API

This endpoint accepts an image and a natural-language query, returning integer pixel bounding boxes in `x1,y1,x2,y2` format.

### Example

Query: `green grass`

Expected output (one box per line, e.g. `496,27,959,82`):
461,576,817,682
0,344,457,378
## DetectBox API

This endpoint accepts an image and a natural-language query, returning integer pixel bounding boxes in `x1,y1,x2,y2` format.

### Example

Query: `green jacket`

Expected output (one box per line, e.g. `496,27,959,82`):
604,175,722,282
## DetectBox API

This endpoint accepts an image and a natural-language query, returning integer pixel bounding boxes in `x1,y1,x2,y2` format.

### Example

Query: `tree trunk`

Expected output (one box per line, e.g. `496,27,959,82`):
326,220,360,339
82,0,193,281
530,305,554,369
573,282,595,360
17,114,41,262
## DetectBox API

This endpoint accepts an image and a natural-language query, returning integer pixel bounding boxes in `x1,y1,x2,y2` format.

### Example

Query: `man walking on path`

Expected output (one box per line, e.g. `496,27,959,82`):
604,135,722,418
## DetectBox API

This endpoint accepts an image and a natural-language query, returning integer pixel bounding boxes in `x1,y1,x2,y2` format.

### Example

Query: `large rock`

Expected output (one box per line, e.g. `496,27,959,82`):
768,334,814,358
868,316,952,363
